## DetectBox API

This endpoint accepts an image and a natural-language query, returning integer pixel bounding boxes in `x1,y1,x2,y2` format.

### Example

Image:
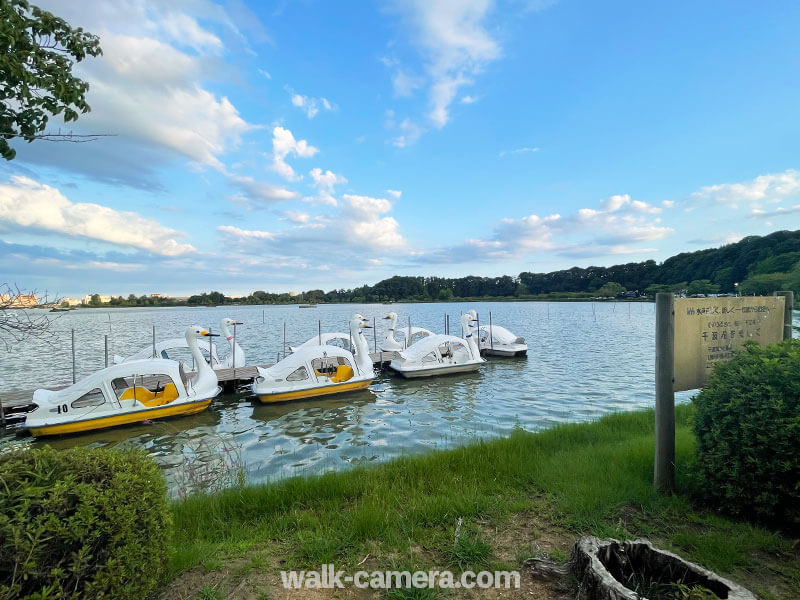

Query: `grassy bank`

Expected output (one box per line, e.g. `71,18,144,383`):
165,405,798,599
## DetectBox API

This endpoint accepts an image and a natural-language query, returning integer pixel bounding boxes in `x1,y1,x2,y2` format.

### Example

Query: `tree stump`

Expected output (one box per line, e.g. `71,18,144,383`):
526,537,757,600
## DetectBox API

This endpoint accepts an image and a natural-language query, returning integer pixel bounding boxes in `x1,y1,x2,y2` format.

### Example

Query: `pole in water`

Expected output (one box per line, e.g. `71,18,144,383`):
262,309,265,324
373,316,377,353
489,311,494,351
108,313,111,334
547,304,550,320
476,312,481,353
104,334,108,368
71,328,76,383
232,322,237,380
318,320,322,346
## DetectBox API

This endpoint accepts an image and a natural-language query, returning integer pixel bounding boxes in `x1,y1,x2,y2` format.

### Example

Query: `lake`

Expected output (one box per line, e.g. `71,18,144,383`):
1,301,698,491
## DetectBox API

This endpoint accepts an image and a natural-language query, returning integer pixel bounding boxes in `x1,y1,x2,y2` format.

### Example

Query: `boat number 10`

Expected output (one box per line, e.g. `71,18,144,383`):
57,404,68,414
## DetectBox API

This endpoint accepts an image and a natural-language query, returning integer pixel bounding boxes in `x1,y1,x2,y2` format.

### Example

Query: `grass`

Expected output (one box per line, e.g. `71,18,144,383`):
166,404,799,598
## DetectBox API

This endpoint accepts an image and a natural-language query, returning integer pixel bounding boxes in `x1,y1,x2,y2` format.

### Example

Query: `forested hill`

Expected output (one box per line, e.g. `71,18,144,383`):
242,229,799,304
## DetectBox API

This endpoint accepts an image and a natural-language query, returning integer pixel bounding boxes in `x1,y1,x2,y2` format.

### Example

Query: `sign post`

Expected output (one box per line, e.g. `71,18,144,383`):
654,293,788,494
654,293,675,494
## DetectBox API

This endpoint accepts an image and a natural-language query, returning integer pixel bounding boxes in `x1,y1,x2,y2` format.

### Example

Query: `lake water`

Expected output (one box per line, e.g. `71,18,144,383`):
1,301,703,490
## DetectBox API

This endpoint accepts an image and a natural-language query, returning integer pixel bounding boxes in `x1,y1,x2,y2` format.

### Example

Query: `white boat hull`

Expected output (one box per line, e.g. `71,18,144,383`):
389,361,482,378
482,347,528,357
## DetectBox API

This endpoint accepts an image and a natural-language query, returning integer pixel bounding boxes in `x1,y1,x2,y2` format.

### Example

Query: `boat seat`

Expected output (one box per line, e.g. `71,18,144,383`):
119,383,179,407
330,365,354,383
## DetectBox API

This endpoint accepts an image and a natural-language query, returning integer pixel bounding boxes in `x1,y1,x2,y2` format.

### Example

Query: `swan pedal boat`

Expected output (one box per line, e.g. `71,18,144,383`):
251,315,374,403
389,313,484,378
477,324,528,357
26,326,221,437
379,312,434,352
114,317,245,369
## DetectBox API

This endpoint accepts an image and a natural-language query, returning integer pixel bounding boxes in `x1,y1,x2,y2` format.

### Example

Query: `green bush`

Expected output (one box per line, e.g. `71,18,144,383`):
0,446,171,599
691,340,800,527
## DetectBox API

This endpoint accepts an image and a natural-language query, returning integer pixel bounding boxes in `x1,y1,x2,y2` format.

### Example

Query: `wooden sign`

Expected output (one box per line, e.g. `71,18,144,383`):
672,296,786,391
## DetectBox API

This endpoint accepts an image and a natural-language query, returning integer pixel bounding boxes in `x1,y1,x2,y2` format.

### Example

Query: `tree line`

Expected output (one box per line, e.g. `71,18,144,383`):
85,229,800,306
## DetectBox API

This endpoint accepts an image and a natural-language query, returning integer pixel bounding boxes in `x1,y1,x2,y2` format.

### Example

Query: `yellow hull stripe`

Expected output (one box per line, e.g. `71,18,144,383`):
29,399,212,437
257,379,372,403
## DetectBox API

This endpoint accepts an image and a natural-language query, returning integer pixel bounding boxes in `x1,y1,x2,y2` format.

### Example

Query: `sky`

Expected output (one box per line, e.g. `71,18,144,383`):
1,0,799,298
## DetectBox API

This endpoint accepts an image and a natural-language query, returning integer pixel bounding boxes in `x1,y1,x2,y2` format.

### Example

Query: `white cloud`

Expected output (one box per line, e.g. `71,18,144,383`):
289,91,335,119
386,189,402,198
392,70,424,97
0,176,195,256
283,211,310,224
230,174,300,205
392,0,501,129
218,225,274,240
258,68,272,79
218,192,407,266
499,146,540,157
389,117,425,148
308,168,347,206
413,192,672,264
690,169,800,209
460,95,478,104
271,126,319,180
81,33,253,171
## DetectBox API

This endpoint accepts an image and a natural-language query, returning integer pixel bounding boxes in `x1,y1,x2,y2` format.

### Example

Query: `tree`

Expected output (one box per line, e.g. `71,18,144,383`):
596,281,625,297
1,0,102,160
687,279,720,297
0,283,58,349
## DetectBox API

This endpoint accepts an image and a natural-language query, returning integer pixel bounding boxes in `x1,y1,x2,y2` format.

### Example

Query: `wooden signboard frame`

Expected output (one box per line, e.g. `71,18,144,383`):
654,291,794,494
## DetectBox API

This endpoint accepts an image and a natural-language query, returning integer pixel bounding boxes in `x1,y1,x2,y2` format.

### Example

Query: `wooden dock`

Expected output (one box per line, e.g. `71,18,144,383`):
0,351,399,430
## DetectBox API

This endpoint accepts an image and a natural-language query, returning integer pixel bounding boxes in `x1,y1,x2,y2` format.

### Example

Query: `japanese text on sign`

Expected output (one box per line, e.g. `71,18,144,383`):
673,297,785,391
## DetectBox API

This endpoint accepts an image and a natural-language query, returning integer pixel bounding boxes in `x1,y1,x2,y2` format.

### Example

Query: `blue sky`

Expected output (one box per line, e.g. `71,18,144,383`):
1,0,799,297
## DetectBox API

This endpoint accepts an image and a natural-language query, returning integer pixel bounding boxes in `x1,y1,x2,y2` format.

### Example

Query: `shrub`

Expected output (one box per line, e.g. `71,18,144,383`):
691,339,800,527
0,446,171,599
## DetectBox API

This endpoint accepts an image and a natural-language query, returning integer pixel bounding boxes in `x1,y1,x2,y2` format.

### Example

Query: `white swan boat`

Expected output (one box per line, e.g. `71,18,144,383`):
469,311,528,357
251,314,375,403
379,312,434,352
114,317,243,369
26,326,221,437
388,313,484,378
219,317,245,367
289,332,355,354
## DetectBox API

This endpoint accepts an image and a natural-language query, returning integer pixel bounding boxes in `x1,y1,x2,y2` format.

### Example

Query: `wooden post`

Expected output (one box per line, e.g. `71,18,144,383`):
71,328,76,384
775,291,794,341
104,334,109,368
654,293,675,494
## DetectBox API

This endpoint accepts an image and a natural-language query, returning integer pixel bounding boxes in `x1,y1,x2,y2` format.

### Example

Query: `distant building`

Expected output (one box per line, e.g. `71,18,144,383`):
0,293,38,308
150,293,164,298
81,294,111,305
289,291,297,297
62,298,81,307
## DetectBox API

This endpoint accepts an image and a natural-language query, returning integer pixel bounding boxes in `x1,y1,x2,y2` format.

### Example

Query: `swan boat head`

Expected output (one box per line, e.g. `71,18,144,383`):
219,317,246,368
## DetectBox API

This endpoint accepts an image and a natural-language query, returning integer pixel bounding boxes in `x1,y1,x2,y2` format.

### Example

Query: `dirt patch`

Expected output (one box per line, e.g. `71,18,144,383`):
160,510,578,600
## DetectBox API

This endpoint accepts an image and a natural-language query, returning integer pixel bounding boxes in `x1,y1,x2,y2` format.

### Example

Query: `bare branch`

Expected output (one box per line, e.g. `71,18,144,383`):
0,283,62,352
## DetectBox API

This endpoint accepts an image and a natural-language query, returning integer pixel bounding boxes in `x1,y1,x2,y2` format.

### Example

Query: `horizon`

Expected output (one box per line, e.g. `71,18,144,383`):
2,1,799,297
